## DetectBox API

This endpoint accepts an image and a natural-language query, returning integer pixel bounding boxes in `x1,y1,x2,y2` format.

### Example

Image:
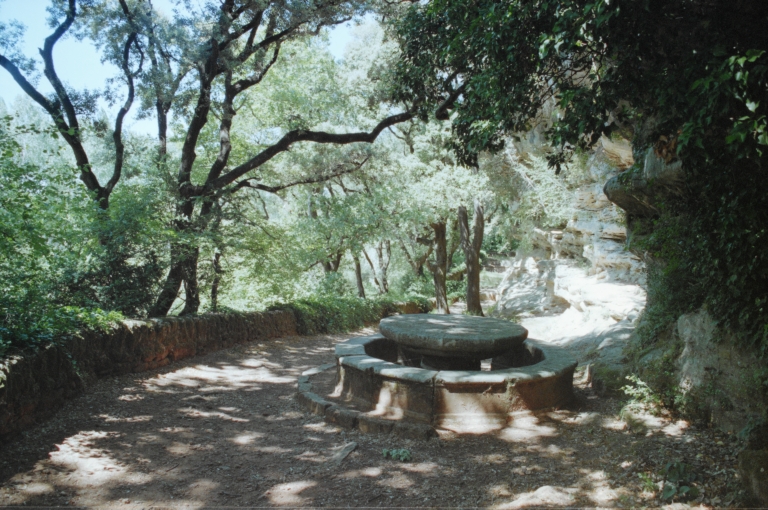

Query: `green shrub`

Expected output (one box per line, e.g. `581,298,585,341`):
399,272,434,299
268,296,405,335
631,168,768,353
382,448,412,462
447,278,467,301
0,304,123,357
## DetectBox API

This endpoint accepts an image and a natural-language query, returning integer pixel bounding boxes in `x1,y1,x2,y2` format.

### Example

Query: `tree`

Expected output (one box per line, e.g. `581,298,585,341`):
2,0,419,316
459,199,484,316
393,0,768,344
373,119,489,312
0,0,142,209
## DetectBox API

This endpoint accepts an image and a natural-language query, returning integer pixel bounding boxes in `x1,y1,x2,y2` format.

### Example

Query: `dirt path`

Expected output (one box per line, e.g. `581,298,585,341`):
0,329,746,508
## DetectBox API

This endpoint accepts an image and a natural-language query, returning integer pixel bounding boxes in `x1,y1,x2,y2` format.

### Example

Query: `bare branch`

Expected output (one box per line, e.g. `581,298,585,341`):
40,0,79,130
208,107,417,191
107,32,139,194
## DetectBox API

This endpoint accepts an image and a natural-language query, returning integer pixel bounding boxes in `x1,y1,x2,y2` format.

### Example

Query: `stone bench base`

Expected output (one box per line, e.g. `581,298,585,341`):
296,334,577,435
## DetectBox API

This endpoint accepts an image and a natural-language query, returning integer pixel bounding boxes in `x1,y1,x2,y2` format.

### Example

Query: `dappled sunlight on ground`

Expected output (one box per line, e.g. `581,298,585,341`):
498,413,559,442
143,361,295,394
266,480,317,506
0,329,744,507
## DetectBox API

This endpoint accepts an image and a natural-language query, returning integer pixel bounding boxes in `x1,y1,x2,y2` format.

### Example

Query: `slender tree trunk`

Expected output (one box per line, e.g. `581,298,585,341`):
375,240,391,293
446,217,460,271
322,251,343,272
362,249,385,294
400,240,414,268
459,199,485,316
211,251,222,313
150,193,202,317
353,254,366,299
399,239,422,276
429,221,450,314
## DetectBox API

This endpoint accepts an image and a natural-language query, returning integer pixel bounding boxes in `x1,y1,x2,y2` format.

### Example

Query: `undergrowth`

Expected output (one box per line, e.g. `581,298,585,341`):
0,305,124,358
268,295,430,335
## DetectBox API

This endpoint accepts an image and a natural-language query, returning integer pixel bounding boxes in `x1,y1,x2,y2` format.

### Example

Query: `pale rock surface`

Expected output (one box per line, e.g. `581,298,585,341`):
493,141,646,369
553,266,645,321
494,257,568,318
675,308,765,432
600,134,634,169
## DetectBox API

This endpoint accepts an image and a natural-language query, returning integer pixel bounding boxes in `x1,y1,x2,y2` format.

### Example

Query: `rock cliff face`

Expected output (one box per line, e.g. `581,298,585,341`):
492,142,646,369
603,147,686,218
491,137,767,505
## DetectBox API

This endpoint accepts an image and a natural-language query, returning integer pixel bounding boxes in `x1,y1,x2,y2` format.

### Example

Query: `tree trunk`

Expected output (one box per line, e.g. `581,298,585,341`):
375,240,391,293
459,199,485,316
362,249,385,294
151,195,204,317
180,245,200,315
149,242,187,317
322,251,343,272
398,239,430,276
447,217,460,271
429,221,450,314
353,254,366,299
177,247,200,316
211,251,222,313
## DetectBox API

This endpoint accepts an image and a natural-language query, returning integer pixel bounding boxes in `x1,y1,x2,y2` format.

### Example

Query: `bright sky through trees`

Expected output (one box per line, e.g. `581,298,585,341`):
0,0,356,134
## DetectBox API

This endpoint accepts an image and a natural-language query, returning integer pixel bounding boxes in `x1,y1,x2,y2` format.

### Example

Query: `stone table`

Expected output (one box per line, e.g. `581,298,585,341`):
379,314,528,370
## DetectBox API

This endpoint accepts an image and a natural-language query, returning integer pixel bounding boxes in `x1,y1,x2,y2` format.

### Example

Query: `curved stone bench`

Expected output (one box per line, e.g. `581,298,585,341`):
332,334,577,433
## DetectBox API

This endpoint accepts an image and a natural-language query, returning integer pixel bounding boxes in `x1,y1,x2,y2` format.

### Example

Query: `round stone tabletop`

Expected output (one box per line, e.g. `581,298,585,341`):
379,314,528,359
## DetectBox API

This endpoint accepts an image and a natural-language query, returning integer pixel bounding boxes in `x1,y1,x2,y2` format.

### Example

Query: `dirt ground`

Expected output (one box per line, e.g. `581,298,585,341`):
0,327,748,508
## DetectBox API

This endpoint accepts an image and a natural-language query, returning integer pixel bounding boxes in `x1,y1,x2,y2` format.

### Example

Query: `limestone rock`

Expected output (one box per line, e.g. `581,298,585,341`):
553,266,645,321
676,308,766,432
494,257,569,318
600,134,634,169
522,309,635,373
492,143,646,368
738,449,768,505
603,148,685,218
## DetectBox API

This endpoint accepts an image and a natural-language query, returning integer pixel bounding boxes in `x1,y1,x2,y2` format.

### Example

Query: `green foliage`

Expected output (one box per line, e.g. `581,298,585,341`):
0,306,124,358
267,296,402,336
0,109,164,355
621,375,663,415
660,461,699,501
56,184,169,317
634,184,768,351
634,257,702,347
398,272,434,299
638,472,656,493
446,278,467,301
382,448,411,462
394,0,768,351
481,233,518,256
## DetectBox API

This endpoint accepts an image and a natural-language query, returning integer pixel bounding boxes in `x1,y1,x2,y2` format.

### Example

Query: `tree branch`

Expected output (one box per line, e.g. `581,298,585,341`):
40,0,79,130
435,83,466,121
208,108,417,191
1,0,104,200
231,157,370,195
107,32,139,194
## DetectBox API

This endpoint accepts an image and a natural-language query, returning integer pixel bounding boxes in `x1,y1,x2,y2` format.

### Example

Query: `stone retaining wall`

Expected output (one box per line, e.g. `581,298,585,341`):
0,311,297,441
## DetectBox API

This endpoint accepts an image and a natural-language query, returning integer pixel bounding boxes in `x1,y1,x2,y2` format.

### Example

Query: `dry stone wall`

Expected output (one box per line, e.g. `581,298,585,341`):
0,311,297,441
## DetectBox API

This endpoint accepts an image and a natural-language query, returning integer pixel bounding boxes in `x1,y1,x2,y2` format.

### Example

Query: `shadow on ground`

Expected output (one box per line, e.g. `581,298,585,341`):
0,328,742,508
